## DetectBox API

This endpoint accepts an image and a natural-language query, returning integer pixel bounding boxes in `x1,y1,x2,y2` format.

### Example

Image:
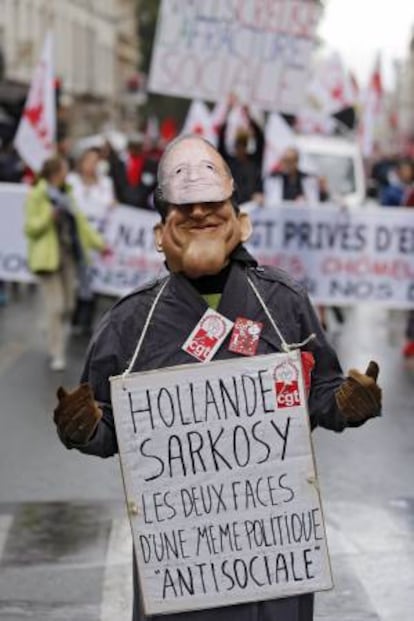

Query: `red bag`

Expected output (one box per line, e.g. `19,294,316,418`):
301,351,315,397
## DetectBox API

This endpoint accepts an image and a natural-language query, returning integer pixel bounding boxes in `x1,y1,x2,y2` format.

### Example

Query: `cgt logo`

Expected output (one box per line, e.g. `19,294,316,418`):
273,360,301,409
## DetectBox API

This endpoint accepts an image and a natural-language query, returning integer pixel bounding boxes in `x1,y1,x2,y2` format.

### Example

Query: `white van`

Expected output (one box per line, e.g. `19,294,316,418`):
295,134,366,207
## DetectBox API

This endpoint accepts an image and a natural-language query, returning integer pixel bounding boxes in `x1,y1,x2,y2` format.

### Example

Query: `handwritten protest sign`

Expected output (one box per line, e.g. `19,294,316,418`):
110,352,332,615
148,0,322,113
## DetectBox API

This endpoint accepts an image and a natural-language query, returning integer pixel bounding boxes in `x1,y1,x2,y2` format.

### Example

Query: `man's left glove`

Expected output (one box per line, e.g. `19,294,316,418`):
335,360,382,427
54,383,102,445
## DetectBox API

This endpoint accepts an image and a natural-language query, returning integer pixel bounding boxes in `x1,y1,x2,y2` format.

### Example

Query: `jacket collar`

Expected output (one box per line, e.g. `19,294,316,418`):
167,261,289,354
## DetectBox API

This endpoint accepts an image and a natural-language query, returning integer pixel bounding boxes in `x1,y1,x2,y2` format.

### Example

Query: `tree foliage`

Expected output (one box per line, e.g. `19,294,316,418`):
137,0,161,75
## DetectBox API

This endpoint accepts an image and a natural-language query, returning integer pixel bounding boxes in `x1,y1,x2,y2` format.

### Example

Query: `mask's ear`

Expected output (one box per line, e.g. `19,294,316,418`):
153,223,164,252
238,212,253,243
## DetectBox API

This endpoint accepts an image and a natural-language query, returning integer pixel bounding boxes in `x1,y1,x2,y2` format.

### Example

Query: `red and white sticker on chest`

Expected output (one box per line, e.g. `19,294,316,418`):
182,309,234,362
228,317,263,356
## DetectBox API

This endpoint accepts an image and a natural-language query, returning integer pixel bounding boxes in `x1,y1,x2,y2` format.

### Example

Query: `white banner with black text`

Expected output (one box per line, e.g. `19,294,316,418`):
1,183,413,308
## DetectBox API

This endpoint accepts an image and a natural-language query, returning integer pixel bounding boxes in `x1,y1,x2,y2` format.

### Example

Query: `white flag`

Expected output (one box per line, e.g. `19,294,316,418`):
262,113,295,176
359,54,383,158
182,100,217,146
14,32,56,172
306,52,355,116
295,109,337,135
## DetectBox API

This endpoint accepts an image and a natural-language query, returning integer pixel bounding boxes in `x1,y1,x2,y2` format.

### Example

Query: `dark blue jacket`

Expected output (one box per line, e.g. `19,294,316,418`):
64,260,346,621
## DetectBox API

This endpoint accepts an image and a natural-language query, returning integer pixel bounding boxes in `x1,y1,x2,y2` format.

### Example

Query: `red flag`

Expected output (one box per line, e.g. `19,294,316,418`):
160,117,177,143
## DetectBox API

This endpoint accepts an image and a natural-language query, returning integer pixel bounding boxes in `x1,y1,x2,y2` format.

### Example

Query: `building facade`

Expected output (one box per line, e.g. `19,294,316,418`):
395,28,414,147
0,0,139,136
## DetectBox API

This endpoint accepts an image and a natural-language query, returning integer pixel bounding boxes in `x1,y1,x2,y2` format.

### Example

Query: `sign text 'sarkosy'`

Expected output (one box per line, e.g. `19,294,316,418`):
110,352,332,615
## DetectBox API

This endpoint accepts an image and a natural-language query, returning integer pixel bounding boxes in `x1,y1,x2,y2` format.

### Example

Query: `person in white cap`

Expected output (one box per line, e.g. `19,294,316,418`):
53,135,382,621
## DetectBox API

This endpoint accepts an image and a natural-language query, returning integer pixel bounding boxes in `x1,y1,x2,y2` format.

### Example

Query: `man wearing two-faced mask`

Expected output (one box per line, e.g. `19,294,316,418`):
54,136,382,621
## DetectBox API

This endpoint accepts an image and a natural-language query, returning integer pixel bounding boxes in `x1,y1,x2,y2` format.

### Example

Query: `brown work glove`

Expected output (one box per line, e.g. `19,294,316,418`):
54,383,102,445
335,361,382,427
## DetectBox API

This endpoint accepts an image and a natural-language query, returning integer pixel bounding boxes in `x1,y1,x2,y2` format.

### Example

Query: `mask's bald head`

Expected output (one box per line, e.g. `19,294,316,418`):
153,135,251,279
157,135,234,208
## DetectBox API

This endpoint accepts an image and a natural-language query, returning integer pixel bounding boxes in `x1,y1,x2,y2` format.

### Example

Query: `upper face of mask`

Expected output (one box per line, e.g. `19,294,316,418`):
157,136,234,205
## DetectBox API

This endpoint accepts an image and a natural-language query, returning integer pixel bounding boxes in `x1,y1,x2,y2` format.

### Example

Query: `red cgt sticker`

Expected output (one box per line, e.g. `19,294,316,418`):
273,360,302,408
182,309,234,362
228,317,263,357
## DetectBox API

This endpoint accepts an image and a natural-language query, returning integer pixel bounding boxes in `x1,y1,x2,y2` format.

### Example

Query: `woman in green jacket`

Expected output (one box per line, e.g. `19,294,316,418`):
25,156,106,371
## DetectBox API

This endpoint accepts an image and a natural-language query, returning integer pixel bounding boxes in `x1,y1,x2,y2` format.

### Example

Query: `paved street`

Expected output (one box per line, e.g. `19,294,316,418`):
0,285,413,621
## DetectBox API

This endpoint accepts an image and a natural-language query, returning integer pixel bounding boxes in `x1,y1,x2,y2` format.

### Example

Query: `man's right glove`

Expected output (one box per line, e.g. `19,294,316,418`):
335,360,382,427
54,383,102,445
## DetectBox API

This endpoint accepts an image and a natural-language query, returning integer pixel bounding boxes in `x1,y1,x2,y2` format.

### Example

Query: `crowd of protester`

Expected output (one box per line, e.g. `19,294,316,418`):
0,102,414,367
374,157,414,207
369,153,414,358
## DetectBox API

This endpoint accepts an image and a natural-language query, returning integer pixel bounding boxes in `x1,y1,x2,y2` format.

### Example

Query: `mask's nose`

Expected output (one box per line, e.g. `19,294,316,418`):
186,164,202,183
188,203,210,219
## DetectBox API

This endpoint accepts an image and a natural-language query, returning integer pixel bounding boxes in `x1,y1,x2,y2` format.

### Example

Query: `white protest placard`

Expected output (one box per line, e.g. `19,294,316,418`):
148,0,322,114
0,183,35,283
0,183,164,295
3,182,413,307
110,352,333,616
247,204,414,309
87,204,163,297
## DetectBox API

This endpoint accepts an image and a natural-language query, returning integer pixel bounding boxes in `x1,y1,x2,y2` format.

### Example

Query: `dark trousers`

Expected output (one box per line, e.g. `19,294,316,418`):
72,297,96,332
406,310,414,340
